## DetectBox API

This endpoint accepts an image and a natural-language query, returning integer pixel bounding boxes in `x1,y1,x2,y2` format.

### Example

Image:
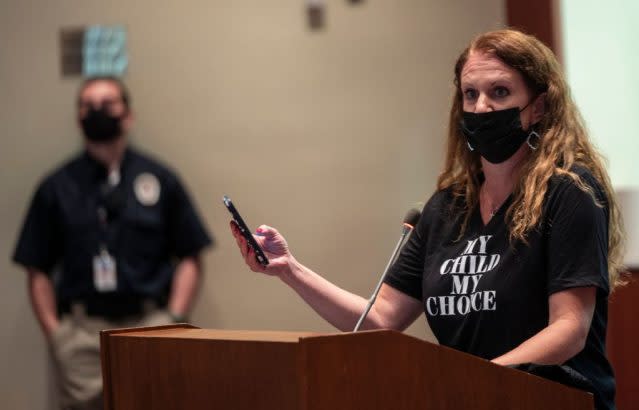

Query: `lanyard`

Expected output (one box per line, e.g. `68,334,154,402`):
97,204,109,252
96,169,123,253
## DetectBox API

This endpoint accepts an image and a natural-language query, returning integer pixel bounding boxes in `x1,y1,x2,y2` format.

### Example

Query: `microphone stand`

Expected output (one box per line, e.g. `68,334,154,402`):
353,223,414,332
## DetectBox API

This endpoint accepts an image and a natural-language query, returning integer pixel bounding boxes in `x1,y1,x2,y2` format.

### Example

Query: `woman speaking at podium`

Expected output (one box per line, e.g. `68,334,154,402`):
230,29,623,410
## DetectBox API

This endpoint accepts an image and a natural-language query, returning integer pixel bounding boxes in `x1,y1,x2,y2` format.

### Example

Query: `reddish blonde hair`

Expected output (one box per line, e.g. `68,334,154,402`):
437,29,625,289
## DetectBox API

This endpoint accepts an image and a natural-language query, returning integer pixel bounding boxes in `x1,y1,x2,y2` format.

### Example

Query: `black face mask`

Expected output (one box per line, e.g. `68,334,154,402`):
80,107,124,143
460,106,537,164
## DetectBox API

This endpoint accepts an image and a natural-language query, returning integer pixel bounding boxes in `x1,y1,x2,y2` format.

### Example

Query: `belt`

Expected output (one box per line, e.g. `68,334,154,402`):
58,294,166,320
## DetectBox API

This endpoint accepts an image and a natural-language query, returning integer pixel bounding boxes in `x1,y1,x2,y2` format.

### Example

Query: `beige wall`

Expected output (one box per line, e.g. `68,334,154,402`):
0,1,504,408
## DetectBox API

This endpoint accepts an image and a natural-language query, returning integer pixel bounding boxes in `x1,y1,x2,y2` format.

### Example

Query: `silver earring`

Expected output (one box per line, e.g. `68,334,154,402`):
467,141,475,152
526,131,540,150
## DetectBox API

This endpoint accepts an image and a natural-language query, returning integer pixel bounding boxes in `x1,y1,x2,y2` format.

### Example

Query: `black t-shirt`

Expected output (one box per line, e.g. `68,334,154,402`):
385,167,615,410
13,147,213,304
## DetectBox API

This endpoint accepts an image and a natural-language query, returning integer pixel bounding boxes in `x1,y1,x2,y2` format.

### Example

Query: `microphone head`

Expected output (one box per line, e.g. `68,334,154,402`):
402,206,422,228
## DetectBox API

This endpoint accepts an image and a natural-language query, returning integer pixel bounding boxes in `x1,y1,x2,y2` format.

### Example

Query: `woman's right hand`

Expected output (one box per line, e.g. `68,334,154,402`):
229,221,295,278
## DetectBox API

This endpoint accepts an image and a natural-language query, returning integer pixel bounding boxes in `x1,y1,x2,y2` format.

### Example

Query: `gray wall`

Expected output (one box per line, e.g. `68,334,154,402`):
0,1,504,408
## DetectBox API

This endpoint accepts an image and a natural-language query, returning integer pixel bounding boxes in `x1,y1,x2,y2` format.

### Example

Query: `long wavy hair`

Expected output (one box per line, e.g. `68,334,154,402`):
437,29,625,289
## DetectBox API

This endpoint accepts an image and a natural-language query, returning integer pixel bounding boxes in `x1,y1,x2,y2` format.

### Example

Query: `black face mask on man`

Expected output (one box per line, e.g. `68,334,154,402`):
459,105,539,164
80,106,124,143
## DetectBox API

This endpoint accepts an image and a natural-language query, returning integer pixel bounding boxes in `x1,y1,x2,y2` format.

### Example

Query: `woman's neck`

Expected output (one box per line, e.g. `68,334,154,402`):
480,145,529,207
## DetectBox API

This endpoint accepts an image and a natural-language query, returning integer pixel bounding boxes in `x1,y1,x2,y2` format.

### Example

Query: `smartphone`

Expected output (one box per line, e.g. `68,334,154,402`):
223,195,269,266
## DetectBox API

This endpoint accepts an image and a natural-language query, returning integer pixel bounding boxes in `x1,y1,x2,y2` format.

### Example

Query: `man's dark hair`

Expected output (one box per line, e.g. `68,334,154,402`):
76,76,131,110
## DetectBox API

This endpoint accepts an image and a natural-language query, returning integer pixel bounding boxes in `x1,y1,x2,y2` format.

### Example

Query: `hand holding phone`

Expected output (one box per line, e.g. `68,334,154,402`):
223,195,269,266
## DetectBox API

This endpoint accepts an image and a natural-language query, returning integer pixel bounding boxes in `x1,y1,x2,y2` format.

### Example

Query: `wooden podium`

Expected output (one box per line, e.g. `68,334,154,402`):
100,325,593,410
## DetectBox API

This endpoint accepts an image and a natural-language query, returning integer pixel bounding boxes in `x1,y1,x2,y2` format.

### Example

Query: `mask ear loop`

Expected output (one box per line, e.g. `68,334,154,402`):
526,130,541,150
460,121,475,152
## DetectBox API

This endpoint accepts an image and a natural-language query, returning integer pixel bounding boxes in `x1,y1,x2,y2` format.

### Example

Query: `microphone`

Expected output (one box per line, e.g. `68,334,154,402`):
353,206,422,332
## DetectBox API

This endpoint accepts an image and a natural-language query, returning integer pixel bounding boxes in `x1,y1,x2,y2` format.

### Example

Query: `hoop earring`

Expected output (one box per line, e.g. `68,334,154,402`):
467,141,475,152
526,131,540,150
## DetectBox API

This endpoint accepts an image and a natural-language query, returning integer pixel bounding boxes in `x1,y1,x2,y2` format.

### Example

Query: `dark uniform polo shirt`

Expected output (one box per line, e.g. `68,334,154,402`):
13,147,212,316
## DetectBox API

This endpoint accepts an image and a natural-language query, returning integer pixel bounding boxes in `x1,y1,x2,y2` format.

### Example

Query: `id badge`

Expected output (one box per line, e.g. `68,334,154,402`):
93,249,117,292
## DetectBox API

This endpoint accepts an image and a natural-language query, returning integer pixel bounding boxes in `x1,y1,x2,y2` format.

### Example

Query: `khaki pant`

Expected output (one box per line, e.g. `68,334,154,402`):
48,303,173,410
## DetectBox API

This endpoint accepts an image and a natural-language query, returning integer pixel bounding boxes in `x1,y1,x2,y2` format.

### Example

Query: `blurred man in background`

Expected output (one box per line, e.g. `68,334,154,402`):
13,77,213,410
